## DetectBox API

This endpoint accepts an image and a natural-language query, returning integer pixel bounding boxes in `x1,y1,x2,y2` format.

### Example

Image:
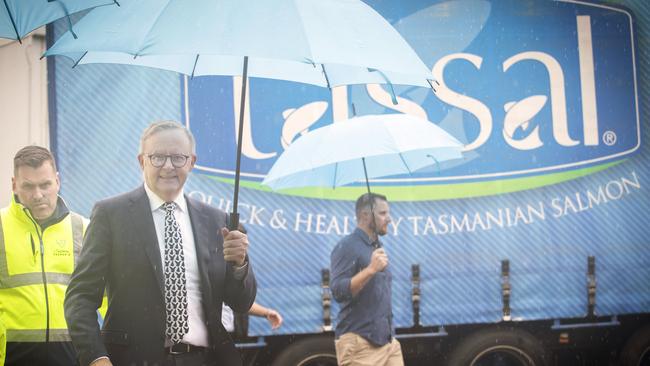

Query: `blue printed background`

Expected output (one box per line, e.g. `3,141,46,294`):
187,0,639,182
50,0,649,337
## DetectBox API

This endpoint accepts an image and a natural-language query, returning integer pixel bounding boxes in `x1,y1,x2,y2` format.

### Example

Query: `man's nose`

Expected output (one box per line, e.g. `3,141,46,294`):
33,188,44,199
162,156,175,169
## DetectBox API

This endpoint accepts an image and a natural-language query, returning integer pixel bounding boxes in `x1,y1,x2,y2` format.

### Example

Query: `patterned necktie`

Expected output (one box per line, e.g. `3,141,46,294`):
163,202,189,344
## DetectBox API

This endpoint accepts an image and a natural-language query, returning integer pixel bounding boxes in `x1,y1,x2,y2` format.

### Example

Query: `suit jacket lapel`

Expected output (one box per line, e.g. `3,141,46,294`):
186,197,214,300
130,186,165,297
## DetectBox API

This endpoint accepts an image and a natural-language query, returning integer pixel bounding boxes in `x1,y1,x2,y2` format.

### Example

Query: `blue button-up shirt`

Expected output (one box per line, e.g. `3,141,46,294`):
330,228,393,346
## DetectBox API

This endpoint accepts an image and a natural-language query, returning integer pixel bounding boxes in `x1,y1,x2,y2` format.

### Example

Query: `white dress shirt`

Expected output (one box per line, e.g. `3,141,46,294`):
144,183,209,347
221,304,235,332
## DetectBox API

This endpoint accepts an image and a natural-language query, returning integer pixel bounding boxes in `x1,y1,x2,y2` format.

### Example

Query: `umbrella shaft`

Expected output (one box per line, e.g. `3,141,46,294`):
362,157,371,194
361,157,379,239
231,56,249,230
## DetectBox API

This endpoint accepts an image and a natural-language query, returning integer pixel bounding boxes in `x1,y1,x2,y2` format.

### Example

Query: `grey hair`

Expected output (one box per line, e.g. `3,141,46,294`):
139,120,196,155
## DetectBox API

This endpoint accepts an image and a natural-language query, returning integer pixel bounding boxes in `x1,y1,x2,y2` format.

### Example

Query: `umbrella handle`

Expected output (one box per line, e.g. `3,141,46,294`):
229,212,240,231
227,213,240,266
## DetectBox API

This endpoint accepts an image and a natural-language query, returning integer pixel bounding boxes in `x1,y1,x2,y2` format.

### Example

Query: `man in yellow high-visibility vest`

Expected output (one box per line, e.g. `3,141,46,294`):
0,146,88,366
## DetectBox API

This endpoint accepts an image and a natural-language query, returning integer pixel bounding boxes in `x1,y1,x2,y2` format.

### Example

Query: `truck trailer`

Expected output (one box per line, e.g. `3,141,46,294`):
45,0,649,365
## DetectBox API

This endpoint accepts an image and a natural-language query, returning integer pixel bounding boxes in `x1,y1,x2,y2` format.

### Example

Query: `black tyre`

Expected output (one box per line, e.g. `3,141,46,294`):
620,325,650,366
271,336,338,366
447,328,548,366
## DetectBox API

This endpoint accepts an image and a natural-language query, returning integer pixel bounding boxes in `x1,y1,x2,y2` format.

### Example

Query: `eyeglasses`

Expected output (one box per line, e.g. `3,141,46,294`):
147,154,190,168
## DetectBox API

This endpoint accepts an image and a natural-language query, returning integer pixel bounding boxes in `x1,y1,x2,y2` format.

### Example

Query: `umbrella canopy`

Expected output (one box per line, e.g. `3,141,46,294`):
43,0,435,229
1,0,116,42
262,114,464,191
44,0,433,88
58,52,431,90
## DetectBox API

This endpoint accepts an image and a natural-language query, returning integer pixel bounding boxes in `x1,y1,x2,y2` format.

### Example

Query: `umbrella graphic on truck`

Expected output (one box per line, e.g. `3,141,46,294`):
262,113,464,192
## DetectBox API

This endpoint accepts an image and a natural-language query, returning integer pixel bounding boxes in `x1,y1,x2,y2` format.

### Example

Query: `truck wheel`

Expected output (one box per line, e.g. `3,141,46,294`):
271,336,337,366
447,328,548,366
620,325,650,366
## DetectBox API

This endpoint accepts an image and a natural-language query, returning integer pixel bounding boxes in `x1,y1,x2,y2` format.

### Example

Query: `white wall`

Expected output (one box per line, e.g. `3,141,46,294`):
0,29,50,207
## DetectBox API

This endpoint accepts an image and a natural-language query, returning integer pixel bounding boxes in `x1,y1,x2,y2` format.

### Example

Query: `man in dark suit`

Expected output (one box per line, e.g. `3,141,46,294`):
64,120,256,366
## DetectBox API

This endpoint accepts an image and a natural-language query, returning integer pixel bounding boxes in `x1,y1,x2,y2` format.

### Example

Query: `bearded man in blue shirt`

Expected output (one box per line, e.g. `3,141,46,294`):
330,193,403,366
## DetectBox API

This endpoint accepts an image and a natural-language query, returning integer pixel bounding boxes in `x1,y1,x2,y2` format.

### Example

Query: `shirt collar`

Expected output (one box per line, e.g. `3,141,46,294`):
12,194,70,229
354,227,378,247
143,183,188,213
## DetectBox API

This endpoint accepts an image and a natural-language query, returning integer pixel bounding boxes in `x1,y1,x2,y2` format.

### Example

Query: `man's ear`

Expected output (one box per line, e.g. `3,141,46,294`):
137,154,145,169
360,209,371,223
55,172,61,192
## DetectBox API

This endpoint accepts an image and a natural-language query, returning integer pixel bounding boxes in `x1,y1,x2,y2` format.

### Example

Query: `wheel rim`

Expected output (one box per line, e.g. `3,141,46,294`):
296,353,338,366
638,346,650,366
470,345,537,366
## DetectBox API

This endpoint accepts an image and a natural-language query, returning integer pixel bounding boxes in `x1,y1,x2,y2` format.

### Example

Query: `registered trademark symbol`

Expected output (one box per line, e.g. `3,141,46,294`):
602,131,617,146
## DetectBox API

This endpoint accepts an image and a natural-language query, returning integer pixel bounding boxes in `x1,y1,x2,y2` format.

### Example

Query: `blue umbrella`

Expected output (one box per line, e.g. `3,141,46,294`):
57,52,432,91
262,114,464,192
0,0,117,43
44,0,436,229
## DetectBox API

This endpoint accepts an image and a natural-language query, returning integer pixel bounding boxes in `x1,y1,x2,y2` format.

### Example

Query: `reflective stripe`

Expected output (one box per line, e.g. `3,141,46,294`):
6,328,71,342
0,213,81,288
1,272,71,288
0,215,6,282
0,208,84,338
70,212,83,264
0,318,5,366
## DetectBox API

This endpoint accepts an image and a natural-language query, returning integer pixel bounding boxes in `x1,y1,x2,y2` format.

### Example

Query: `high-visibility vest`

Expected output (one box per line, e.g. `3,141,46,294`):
0,197,85,343
0,316,6,364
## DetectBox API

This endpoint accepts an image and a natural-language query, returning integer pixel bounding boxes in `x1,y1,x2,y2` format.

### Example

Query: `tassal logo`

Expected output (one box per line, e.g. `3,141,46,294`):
185,0,639,191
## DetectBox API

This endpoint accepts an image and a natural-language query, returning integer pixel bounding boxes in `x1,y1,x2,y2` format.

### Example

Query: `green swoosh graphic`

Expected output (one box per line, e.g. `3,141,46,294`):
205,161,621,202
